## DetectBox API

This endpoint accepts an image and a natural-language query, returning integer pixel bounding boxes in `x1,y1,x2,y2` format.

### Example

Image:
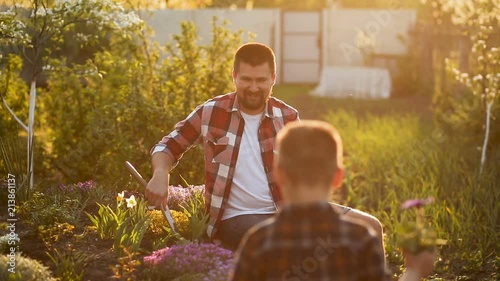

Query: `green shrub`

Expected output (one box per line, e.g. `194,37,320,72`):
47,245,86,281
18,192,75,227
0,254,56,281
0,54,29,136
0,232,20,255
40,17,246,187
16,181,108,229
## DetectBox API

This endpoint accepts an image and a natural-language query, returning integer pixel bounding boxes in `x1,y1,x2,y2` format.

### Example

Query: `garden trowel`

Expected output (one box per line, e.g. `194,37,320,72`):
125,161,179,234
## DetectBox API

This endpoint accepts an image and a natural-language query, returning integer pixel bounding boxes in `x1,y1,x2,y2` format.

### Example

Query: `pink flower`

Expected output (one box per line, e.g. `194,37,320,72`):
401,197,434,210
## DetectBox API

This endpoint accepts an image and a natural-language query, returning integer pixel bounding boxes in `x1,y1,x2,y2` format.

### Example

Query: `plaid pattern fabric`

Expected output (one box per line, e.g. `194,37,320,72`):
230,202,389,281
152,92,299,238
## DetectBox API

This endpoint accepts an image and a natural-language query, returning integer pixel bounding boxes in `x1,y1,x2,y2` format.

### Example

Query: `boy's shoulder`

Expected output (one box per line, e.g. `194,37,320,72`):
337,214,379,241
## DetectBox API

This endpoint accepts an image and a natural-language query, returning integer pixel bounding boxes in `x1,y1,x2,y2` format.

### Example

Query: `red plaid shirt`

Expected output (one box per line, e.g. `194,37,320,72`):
152,92,299,238
230,202,390,281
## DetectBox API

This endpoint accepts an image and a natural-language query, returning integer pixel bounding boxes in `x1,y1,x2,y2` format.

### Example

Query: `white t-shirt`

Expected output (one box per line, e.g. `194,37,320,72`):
222,111,276,220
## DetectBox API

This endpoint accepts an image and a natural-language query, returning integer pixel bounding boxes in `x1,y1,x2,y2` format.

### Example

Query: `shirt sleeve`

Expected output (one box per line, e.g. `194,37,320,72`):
284,107,299,124
150,104,204,168
357,229,390,281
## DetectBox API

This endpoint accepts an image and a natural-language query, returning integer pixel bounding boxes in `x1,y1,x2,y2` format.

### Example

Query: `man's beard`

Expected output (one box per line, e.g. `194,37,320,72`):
239,89,269,111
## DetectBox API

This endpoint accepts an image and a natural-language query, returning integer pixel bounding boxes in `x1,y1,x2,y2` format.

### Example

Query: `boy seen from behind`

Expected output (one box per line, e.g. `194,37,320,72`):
230,120,436,281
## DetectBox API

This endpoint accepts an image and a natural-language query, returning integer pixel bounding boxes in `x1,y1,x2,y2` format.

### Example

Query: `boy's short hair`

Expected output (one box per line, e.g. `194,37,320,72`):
275,120,344,188
233,42,276,74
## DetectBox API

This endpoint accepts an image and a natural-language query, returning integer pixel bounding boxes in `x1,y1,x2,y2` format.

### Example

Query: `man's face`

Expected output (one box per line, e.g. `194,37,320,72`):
233,61,276,115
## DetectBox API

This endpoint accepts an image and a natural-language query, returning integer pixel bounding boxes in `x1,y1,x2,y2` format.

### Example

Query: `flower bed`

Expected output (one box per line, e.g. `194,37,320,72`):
143,242,234,281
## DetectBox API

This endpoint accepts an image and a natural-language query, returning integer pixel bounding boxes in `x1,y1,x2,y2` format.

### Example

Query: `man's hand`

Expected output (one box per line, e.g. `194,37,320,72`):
145,152,174,208
145,171,169,208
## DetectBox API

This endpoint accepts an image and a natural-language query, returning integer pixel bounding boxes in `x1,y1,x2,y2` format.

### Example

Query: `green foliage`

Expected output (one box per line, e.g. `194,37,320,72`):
47,244,87,281
432,0,500,169
18,181,105,228
87,202,128,240
324,109,499,278
113,214,150,256
0,54,29,132
180,187,209,241
40,17,245,186
0,232,20,255
0,254,56,281
0,0,144,75
391,33,422,97
0,55,32,195
19,192,83,227
0,135,29,203
87,194,151,255
38,223,75,246
0,0,145,198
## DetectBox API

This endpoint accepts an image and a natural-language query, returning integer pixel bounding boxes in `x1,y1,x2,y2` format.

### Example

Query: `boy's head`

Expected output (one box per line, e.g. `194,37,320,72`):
274,120,344,194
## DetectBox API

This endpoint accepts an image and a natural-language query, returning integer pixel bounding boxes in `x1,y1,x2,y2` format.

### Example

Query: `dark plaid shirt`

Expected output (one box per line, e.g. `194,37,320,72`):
152,92,299,238
230,202,389,281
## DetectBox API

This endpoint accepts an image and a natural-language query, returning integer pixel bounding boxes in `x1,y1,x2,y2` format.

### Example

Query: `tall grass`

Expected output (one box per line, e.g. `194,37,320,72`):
324,110,499,279
0,131,29,201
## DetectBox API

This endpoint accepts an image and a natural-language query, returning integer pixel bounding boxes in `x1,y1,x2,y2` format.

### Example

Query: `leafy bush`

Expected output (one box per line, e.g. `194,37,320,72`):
0,254,56,281
18,192,81,227
169,210,192,238
40,17,245,187
0,54,29,135
431,0,500,171
0,232,20,255
18,180,105,228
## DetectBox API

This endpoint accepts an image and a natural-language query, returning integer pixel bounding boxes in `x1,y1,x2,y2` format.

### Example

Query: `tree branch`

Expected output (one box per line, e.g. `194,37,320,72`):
0,67,29,131
480,101,493,174
1,96,28,132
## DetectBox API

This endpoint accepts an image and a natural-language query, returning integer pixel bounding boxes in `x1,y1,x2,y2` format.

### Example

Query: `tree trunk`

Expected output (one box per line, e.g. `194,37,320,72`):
27,80,37,196
480,101,493,175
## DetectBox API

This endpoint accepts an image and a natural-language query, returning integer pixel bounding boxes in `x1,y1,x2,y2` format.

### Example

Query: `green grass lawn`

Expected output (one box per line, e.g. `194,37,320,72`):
273,84,433,122
275,84,499,280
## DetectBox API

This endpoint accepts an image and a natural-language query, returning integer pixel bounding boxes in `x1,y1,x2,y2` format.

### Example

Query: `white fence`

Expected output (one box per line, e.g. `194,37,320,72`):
144,8,417,85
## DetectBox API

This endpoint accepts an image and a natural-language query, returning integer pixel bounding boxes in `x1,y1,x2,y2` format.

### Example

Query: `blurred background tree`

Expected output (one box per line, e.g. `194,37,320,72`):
0,0,144,197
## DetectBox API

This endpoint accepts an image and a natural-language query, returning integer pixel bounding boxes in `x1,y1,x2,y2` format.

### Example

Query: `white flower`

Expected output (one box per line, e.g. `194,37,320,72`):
126,195,137,208
117,191,125,203
473,74,483,81
42,64,54,71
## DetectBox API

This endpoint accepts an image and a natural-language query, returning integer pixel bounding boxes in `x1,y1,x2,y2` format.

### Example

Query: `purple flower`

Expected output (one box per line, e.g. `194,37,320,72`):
76,180,95,192
167,185,205,211
401,197,434,209
56,180,96,194
144,242,234,279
